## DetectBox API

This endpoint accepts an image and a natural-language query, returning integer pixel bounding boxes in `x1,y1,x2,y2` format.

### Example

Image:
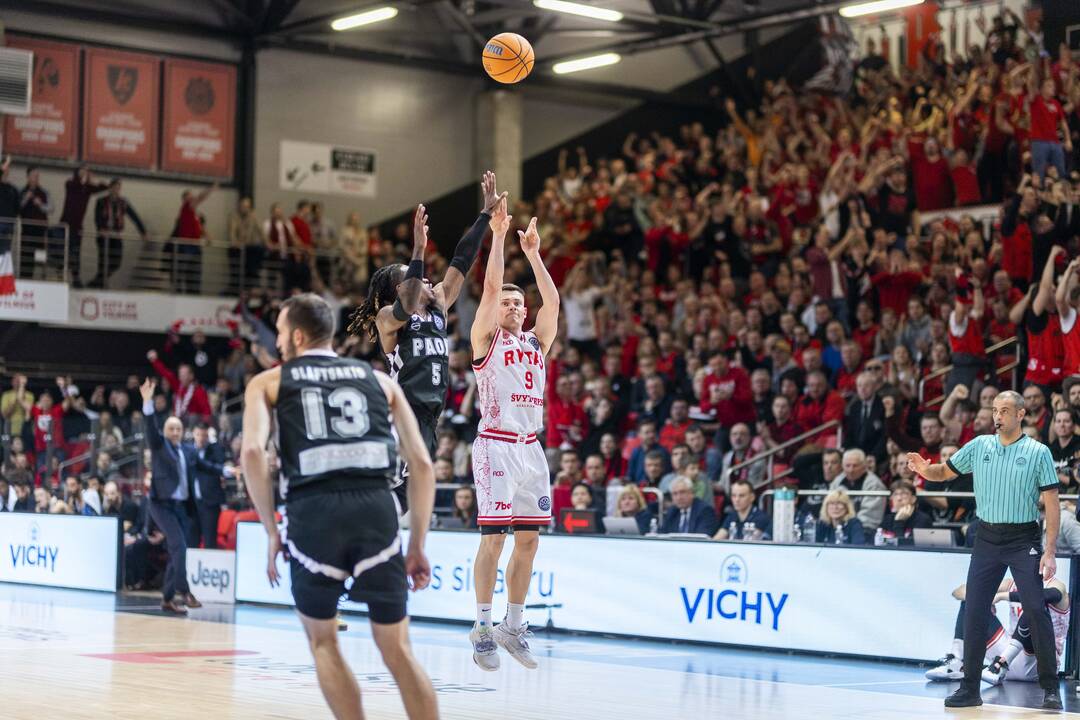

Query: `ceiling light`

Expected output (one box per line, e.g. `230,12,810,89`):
331,6,399,30
552,53,621,74
839,0,923,18
534,0,623,22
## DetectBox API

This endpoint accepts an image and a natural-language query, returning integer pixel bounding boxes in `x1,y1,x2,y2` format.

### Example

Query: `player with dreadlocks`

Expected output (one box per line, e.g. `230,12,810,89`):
348,171,503,511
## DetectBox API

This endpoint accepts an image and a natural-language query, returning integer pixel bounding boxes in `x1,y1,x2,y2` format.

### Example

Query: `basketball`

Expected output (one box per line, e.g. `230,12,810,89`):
482,32,534,84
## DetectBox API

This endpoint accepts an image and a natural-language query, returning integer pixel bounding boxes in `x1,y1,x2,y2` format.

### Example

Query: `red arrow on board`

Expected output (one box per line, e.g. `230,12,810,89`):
562,514,590,533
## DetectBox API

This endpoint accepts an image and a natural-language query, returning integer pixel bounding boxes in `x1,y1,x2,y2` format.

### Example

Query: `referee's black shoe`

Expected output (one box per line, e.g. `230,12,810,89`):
943,688,982,708
1042,689,1063,710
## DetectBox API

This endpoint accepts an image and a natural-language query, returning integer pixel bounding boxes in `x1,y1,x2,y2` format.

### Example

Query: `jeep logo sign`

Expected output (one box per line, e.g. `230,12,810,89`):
186,549,237,604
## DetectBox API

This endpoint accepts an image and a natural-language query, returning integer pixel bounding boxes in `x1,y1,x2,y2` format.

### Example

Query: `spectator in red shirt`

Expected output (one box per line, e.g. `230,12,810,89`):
700,351,754,426
947,276,986,394
850,300,878,360
169,184,215,295
832,340,864,397
659,399,692,451
795,370,846,440
1029,76,1072,179
290,200,313,250
30,380,71,467
547,374,589,451
908,135,954,211
147,349,213,425
759,395,803,465
871,250,924,318
948,148,981,207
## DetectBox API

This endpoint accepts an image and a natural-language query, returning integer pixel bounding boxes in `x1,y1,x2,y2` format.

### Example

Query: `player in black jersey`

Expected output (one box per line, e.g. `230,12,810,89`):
348,171,503,510
241,294,438,720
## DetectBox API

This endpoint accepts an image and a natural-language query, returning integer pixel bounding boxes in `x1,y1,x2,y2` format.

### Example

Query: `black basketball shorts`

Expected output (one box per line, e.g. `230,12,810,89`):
283,486,407,624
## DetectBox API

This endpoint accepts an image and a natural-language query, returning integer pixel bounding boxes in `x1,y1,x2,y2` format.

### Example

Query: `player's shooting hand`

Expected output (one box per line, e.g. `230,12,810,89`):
412,204,429,253
405,547,431,591
267,529,284,587
517,217,541,256
489,195,510,236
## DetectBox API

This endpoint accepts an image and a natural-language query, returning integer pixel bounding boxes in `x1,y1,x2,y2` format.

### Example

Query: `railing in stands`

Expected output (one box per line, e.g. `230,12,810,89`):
727,418,842,490
4,214,351,295
917,336,1020,408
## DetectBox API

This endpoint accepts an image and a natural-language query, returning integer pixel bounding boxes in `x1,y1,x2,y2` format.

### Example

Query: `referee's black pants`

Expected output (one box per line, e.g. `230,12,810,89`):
961,521,1057,693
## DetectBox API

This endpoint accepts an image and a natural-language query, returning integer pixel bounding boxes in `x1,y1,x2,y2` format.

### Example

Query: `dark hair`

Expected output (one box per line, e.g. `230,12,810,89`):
730,478,754,494
282,293,336,344
685,424,705,436
452,485,478,524
570,482,594,503
348,264,405,342
644,449,667,463
637,418,657,430
502,283,525,296
194,422,210,431
890,479,917,496
822,448,842,461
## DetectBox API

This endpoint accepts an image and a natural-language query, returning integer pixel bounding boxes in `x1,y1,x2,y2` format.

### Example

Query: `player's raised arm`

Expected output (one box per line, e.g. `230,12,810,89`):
470,194,510,355
240,367,284,585
437,171,504,309
377,371,434,591
518,217,560,356
397,204,430,317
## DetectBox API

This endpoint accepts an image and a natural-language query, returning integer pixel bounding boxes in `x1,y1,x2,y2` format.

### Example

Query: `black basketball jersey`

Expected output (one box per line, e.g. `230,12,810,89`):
386,306,450,419
277,352,397,495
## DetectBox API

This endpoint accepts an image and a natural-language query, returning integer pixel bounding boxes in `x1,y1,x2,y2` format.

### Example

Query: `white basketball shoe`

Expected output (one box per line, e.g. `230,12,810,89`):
494,621,539,669
925,654,964,681
981,656,1008,686
469,623,500,672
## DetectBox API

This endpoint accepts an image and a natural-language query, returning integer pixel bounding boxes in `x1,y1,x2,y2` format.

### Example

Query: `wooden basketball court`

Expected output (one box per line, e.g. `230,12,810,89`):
1,583,1075,719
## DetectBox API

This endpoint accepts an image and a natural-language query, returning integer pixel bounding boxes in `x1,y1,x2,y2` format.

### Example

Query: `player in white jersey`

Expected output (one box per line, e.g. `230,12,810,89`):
467,196,559,672
925,576,1068,684
982,576,1069,685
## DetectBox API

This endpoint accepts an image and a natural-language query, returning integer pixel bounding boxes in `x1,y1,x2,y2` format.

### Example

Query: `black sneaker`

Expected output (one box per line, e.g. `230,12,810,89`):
944,688,982,708
1042,689,1063,710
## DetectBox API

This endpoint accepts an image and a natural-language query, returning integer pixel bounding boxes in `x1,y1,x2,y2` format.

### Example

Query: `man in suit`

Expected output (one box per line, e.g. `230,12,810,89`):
187,422,235,549
660,477,719,535
843,372,887,462
139,378,203,614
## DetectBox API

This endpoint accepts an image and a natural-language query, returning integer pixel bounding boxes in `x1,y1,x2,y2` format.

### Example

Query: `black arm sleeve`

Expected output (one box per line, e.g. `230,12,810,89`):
449,212,490,275
1007,588,1064,605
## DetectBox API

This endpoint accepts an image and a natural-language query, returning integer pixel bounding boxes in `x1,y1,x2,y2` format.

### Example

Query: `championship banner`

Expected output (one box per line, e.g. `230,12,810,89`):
2,38,80,160
162,59,236,178
83,47,159,168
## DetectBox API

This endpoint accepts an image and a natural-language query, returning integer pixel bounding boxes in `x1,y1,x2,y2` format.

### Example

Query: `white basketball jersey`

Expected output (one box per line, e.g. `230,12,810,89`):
1008,580,1069,659
472,327,546,435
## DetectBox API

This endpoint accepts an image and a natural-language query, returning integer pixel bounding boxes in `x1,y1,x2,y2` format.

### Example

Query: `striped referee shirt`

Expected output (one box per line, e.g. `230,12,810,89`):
945,433,1059,524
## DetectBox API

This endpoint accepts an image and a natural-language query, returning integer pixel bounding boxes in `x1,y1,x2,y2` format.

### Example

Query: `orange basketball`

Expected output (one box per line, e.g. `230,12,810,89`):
482,33,534,84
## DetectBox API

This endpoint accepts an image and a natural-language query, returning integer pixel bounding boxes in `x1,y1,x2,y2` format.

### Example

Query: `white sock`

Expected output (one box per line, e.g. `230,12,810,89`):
477,603,492,627
1003,638,1024,665
505,603,525,630
951,638,963,660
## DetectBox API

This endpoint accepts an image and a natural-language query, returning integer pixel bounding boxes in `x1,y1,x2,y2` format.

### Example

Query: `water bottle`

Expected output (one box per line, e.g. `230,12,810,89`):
874,527,885,547
792,523,802,542
745,521,756,541
648,516,659,536
772,486,796,543
729,521,739,540
802,515,817,544
835,524,846,545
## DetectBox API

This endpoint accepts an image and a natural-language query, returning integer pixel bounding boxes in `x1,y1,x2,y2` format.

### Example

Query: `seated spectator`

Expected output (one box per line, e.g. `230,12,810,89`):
714,479,771,541
879,480,932,544
659,444,691,494
816,488,866,544
32,487,53,514
11,482,31,512
795,370,845,441
449,486,478,529
719,422,766,495
659,399,692,451
659,477,718,535
101,480,137,530
611,484,653,534
829,448,887,531
640,449,667,489
759,395,803,464
844,372,886,462
627,419,670,484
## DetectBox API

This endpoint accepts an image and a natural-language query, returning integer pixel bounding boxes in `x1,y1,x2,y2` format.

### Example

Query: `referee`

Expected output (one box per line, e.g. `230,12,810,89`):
908,390,1061,710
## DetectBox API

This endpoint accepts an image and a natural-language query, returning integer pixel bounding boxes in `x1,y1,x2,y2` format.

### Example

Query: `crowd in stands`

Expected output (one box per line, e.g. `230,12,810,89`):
6,8,1080,578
